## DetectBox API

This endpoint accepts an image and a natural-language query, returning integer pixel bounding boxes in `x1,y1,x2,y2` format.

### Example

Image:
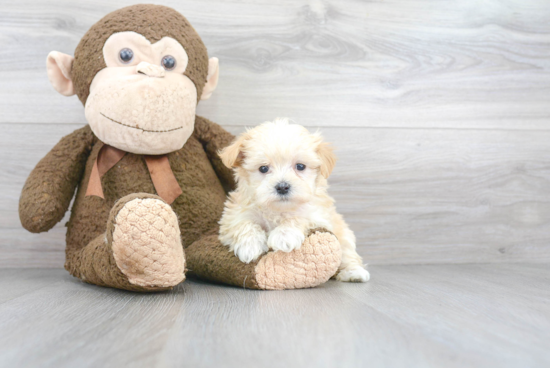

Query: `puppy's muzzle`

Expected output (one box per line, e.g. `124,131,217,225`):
275,182,291,196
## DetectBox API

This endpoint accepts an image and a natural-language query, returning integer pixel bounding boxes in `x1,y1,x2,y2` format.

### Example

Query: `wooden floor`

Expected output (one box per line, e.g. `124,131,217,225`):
1,1,549,366
0,264,548,368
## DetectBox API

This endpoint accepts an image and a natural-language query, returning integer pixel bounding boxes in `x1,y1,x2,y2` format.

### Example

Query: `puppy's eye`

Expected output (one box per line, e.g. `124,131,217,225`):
259,166,269,173
296,163,306,171
119,48,134,64
161,55,177,70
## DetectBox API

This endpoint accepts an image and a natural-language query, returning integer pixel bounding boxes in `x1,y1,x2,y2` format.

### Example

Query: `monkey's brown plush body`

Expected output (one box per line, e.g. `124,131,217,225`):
18,5,341,292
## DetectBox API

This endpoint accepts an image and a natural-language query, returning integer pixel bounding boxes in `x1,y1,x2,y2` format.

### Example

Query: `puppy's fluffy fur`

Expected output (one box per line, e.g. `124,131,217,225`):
218,119,369,282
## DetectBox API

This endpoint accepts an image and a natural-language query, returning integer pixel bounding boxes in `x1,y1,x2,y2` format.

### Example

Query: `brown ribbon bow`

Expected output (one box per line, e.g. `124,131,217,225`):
85,144,183,204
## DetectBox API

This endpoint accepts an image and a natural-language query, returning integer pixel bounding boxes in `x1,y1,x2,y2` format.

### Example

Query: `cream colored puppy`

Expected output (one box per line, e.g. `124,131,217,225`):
218,118,369,282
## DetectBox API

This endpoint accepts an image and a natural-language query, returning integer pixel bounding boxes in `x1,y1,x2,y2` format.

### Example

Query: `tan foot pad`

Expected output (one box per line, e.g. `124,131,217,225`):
111,197,185,288
255,230,341,290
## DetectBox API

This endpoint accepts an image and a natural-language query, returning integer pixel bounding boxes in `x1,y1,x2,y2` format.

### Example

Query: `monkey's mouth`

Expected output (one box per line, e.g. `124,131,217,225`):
100,113,184,133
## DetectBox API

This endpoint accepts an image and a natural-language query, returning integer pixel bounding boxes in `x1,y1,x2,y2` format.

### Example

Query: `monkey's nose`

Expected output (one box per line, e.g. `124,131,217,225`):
275,182,291,195
136,62,165,78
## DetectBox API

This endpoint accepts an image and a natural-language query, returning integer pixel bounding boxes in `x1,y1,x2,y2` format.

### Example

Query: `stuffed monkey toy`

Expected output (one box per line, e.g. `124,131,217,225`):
19,4,341,291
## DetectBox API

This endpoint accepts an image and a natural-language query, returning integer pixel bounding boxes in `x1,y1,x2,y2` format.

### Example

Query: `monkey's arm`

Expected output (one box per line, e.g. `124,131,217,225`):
19,125,95,233
193,115,236,193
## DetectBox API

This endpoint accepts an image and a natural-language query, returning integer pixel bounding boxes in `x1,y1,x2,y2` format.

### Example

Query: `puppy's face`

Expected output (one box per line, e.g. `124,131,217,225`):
220,119,336,210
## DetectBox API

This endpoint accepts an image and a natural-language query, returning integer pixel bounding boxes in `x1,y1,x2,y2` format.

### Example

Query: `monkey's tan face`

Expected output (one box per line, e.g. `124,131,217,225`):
47,28,219,154
85,32,197,155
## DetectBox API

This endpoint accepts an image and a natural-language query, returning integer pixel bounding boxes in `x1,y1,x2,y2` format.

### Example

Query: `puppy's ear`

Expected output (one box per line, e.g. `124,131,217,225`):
219,135,247,168
317,141,337,178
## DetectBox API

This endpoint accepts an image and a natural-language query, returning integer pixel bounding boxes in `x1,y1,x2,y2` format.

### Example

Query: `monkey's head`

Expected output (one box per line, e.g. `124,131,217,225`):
46,5,219,155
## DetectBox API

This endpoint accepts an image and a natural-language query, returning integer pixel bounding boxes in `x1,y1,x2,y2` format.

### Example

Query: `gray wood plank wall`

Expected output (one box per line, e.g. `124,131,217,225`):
1,0,550,267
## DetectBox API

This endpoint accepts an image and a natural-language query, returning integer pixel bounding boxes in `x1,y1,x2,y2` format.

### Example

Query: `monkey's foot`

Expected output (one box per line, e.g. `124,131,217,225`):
254,228,341,290
186,228,341,290
108,193,185,288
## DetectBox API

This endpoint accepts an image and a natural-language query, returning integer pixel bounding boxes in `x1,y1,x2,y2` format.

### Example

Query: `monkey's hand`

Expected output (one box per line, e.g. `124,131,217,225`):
194,116,237,194
19,125,94,233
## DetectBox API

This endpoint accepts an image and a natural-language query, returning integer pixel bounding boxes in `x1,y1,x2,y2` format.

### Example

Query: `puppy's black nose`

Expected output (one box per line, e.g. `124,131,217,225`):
275,182,291,195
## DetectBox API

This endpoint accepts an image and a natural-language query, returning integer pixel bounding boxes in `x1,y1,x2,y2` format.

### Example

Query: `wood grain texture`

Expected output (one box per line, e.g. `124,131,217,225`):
0,265,548,368
2,0,550,267
1,0,550,129
2,123,550,267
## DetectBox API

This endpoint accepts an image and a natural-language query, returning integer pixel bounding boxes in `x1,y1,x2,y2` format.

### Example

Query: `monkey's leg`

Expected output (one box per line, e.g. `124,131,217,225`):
185,228,341,290
65,194,185,292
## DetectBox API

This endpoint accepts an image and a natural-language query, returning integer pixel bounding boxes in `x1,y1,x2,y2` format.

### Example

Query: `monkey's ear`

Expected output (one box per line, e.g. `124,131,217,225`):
218,133,248,168
317,142,337,178
200,57,220,100
46,51,75,96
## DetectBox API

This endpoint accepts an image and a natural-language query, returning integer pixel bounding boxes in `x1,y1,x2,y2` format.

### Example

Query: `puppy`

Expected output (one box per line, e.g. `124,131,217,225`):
218,118,369,282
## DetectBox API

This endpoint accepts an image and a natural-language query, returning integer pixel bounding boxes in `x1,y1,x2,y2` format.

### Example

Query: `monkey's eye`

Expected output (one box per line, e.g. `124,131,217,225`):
118,48,134,64
161,55,177,70
296,163,306,171
259,166,269,173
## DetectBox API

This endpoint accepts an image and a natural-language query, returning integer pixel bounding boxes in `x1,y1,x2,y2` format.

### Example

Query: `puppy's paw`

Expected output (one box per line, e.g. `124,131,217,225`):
233,231,268,264
268,226,305,253
335,265,370,283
